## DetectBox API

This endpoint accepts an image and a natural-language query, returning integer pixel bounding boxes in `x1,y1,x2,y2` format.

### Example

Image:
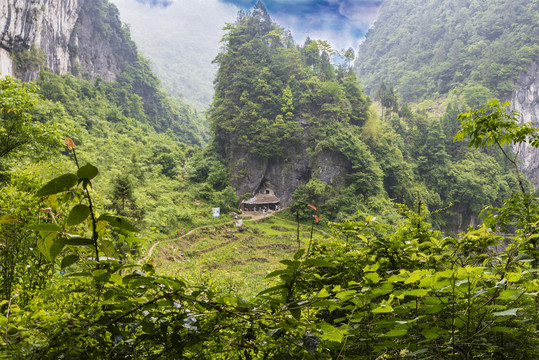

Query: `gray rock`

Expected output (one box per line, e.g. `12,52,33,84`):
0,0,135,81
229,123,349,207
510,61,539,189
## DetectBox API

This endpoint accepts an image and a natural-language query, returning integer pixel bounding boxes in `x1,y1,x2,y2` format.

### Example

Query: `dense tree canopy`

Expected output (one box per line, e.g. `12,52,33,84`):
355,0,539,100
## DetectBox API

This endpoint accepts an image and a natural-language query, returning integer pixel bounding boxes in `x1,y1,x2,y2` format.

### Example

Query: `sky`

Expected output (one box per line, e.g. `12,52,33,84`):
135,0,385,50
115,0,385,104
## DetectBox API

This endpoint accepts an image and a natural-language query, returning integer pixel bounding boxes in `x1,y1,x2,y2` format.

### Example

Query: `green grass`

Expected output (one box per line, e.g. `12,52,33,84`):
151,215,327,297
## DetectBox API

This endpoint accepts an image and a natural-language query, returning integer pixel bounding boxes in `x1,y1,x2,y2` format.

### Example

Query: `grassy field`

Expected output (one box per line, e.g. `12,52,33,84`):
150,213,328,297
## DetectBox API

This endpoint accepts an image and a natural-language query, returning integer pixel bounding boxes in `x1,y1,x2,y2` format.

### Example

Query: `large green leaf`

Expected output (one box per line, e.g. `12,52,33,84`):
36,233,56,261
372,304,393,313
364,272,380,284
67,204,91,226
49,241,65,262
36,174,78,196
60,254,79,269
493,308,520,317
319,322,346,343
303,258,334,267
381,328,408,337
77,163,98,180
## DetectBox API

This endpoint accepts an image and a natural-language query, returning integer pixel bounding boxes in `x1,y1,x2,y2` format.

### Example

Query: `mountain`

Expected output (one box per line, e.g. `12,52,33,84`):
209,4,384,217
0,0,135,82
0,0,232,238
355,0,539,188
355,0,539,101
0,0,205,145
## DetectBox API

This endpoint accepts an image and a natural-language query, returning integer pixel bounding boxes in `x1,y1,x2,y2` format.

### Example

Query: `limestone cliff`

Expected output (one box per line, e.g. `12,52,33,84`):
230,144,349,208
0,0,136,81
228,119,356,208
510,61,539,188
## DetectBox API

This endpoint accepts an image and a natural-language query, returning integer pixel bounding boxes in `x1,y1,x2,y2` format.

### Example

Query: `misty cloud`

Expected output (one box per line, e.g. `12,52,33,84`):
135,0,175,7
110,0,384,104
218,0,384,49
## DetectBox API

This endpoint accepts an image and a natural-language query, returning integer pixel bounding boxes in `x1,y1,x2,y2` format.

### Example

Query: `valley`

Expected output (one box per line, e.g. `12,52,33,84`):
0,0,538,359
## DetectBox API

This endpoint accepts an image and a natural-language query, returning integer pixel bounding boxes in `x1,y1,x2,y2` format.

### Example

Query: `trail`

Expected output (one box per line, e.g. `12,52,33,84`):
137,209,283,264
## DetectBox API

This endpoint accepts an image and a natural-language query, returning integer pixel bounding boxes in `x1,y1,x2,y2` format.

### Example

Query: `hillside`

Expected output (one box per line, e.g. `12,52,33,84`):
1,1,539,359
209,3,520,231
0,0,206,145
355,0,539,101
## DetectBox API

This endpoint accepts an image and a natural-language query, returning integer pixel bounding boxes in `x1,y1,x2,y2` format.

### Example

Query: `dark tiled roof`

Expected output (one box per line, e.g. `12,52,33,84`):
245,194,280,204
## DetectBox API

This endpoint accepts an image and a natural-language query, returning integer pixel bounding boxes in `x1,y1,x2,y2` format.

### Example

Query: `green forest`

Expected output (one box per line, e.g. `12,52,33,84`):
355,0,539,101
1,0,538,359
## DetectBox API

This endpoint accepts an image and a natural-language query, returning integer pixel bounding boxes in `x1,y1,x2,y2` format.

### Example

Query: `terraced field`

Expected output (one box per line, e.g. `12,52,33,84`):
149,214,328,297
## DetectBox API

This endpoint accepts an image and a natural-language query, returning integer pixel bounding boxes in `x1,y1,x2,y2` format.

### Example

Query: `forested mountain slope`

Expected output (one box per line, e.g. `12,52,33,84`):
210,3,521,230
0,0,234,242
0,0,206,145
210,3,382,214
355,0,539,101
355,0,539,189
1,1,539,359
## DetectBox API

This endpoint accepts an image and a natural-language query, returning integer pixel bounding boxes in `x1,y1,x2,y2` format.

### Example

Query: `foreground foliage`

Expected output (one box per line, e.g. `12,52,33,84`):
1,101,538,359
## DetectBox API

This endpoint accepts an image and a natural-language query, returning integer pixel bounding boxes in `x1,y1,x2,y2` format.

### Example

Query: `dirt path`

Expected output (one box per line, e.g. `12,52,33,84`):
138,209,284,264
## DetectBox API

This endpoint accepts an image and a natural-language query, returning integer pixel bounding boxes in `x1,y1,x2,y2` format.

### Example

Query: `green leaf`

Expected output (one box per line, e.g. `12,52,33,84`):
98,214,138,232
405,348,428,357
258,284,288,296
364,272,380,284
335,290,356,301
381,328,407,337
27,223,62,232
400,289,429,297
492,326,513,333
319,322,345,343
265,269,289,279
77,163,98,180
289,303,301,320
498,289,521,300
280,259,300,267
312,300,339,312
372,304,393,313
49,241,65,261
316,288,329,298
493,308,520,317
421,328,440,340
37,233,55,261
0,214,18,224
56,238,95,246
405,270,423,284
303,258,334,267
67,204,91,226
36,174,78,196
60,254,79,269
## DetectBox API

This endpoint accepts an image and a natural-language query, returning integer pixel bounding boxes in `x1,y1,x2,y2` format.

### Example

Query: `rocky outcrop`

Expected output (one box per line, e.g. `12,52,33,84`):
510,61,539,188
229,126,349,207
0,0,136,81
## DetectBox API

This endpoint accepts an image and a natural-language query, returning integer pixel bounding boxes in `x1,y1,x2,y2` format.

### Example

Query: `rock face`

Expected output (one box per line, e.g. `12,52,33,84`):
229,125,349,207
510,61,539,189
0,0,136,81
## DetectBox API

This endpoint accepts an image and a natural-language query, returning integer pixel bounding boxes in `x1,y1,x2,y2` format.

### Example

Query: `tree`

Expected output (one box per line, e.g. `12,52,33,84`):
0,76,60,160
111,174,136,215
374,81,398,119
